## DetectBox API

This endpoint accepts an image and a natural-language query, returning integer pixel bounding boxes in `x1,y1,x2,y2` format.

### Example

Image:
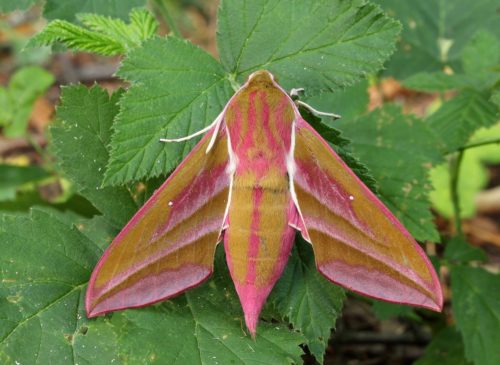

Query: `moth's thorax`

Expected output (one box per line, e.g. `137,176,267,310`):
225,79,295,178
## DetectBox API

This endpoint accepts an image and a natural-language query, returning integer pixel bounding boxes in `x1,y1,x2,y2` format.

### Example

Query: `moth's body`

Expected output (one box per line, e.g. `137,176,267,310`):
86,70,442,337
224,72,296,329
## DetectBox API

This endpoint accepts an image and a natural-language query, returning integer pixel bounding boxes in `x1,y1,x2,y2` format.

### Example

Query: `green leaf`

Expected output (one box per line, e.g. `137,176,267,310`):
0,210,305,365
371,301,418,321
461,30,500,88
414,326,472,365
270,239,345,363
403,72,472,92
0,209,101,365
0,165,50,201
105,36,233,184
492,89,500,108
1,66,54,137
51,85,137,227
217,0,401,93
377,0,500,78
444,236,486,264
451,266,500,365
304,79,369,121
0,0,37,12
430,124,500,218
427,89,498,154
43,0,146,22
29,9,158,56
338,105,443,241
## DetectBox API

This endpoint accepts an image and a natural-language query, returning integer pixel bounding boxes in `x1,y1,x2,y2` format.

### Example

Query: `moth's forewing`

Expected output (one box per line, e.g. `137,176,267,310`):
86,126,231,317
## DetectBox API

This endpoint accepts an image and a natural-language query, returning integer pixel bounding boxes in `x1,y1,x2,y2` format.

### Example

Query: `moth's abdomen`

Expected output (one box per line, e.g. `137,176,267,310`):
224,172,296,333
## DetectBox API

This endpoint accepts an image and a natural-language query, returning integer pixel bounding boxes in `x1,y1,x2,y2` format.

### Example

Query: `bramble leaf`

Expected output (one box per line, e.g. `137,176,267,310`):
461,30,500,88
376,0,500,78
338,105,443,241
105,37,233,184
218,0,401,93
451,266,500,365
51,85,137,227
269,239,345,363
0,209,101,365
304,79,369,121
427,89,498,154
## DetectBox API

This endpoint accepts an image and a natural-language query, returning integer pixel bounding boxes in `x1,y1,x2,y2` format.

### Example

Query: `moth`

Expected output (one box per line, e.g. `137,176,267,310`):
86,70,442,335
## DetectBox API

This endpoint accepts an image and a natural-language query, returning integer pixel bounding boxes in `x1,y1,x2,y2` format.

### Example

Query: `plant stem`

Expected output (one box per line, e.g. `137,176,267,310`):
458,137,500,151
449,150,464,236
152,0,181,37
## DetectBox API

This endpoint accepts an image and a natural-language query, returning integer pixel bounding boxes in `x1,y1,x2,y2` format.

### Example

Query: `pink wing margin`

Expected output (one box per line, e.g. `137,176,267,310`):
86,124,231,317
291,117,443,311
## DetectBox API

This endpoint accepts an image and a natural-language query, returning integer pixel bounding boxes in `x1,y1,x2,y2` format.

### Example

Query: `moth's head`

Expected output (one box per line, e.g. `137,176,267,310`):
246,70,277,88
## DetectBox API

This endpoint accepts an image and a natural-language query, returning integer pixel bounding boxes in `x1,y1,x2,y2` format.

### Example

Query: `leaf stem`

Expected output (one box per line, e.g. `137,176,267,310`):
449,150,464,236
152,0,181,37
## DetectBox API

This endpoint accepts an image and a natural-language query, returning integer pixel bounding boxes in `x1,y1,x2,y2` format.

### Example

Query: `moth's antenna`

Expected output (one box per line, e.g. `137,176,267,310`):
205,114,224,153
160,112,223,143
296,100,341,120
289,88,341,120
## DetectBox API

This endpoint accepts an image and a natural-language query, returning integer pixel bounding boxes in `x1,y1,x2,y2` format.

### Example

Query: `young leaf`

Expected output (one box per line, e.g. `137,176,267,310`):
51,85,137,227
427,89,498,154
414,326,472,365
29,9,158,56
105,36,233,184
377,0,500,78
1,66,54,137
217,0,401,93
451,266,500,365
337,105,443,241
43,0,146,22
270,239,345,363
